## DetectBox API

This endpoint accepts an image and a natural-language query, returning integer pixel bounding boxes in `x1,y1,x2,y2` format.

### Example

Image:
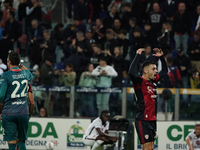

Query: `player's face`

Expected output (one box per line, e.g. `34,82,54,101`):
195,126,200,136
102,113,110,123
148,64,158,80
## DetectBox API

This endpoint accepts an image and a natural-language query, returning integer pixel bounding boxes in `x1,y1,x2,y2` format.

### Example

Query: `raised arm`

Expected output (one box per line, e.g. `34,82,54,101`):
152,48,168,81
128,48,144,84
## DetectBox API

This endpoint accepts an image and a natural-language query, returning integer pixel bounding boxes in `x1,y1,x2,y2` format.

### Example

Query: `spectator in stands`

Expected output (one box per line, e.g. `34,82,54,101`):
40,30,57,65
27,19,45,63
131,0,148,27
18,0,28,33
40,56,56,116
0,30,13,64
2,0,15,28
90,44,104,68
38,108,48,117
190,68,200,89
52,23,65,63
32,69,42,86
128,17,139,44
85,29,95,44
140,44,156,65
108,0,122,12
162,0,178,24
131,28,145,61
77,0,93,30
118,29,129,60
104,31,118,55
92,57,118,116
58,63,76,117
157,22,171,50
26,0,47,27
143,22,157,48
93,18,106,44
167,57,182,88
188,31,200,71
122,3,135,31
79,63,97,117
65,0,78,22
107,19,123,37
5,11,21,52
0,59,7,75
195,5,200,31
0,22,4,40
73,17,86,33
148,2,167,38
109,46,123,87
103,5,120,29
173,2,191,54
73,31,93,58
174,48,191,89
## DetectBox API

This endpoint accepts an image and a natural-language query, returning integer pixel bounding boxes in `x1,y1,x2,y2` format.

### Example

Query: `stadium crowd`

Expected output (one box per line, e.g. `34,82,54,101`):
0,0,200,117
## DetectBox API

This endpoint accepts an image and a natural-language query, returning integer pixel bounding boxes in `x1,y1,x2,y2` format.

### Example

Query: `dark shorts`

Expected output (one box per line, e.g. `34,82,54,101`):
135,120,157,144
2,115,29,141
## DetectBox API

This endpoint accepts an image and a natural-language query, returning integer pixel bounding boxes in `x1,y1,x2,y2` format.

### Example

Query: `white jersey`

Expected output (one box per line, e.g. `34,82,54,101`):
187,131,200,149
84,117,109,138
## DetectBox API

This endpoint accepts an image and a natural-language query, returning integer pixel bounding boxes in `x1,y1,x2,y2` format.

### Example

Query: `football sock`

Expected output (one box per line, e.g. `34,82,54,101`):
92,140,104,150
17,141,27,150
8,143,16,150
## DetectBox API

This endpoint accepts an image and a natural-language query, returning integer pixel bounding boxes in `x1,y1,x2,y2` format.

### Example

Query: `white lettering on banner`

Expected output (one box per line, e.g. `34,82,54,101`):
134,121,199,150
68,135,83,142
32,86,46,91
76,87,98,92
100,88,122,93
0,118,91,150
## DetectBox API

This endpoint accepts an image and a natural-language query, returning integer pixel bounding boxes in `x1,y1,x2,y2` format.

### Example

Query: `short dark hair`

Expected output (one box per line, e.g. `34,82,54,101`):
142,61,156,71
133,27,142,33
194,31,200,36
119,29,127,35
144,44,151,48
65,62,74,71
145,21,151,26
100,110,110,117
195,124,200,128
123,3,131,8
8,51,20,66
167,57,173,64
8,11,15,18
129,17,137,24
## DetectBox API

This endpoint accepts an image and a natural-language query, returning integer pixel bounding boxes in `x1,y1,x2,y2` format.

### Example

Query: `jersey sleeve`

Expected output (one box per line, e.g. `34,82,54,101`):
128,54,141,84
105,122,110,131
187,131,194,139
28,83,33,93
25,70,33,82
94,119,102,129
0,73,8,103
157,56,168,81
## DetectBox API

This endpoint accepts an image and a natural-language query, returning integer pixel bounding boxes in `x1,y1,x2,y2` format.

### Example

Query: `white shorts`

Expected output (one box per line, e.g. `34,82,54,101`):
83,134,98,146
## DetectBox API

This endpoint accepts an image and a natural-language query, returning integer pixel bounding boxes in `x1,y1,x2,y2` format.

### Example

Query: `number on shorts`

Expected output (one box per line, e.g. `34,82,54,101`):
11,80,28,98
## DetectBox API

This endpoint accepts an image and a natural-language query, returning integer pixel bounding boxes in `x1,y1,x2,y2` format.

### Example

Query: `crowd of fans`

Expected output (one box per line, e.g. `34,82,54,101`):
1,0,200,116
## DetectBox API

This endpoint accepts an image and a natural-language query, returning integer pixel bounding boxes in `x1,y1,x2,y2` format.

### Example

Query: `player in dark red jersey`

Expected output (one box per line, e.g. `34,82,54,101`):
128,48,168,150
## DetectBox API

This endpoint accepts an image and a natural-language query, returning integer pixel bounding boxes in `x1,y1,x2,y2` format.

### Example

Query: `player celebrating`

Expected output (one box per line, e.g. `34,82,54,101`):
186,124,200,150
83,110,118,150
128,48,168,150
0,51,33,150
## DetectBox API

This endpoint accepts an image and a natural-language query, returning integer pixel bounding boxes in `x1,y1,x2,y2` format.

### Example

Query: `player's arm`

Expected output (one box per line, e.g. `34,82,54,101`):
0,74,7,113
19,63,33,81
185,136,194,150
128,48,144,83
28,84,34,119
152,48,168,80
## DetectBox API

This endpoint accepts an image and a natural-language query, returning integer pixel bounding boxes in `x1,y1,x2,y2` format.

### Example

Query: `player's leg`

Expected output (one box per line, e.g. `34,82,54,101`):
142,142,154,150
17,114,29,150
135,120,154,150
2,116,17,150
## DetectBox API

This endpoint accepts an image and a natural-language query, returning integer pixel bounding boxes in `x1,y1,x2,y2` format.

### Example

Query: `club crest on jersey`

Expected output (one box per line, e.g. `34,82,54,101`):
145,135,149,139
